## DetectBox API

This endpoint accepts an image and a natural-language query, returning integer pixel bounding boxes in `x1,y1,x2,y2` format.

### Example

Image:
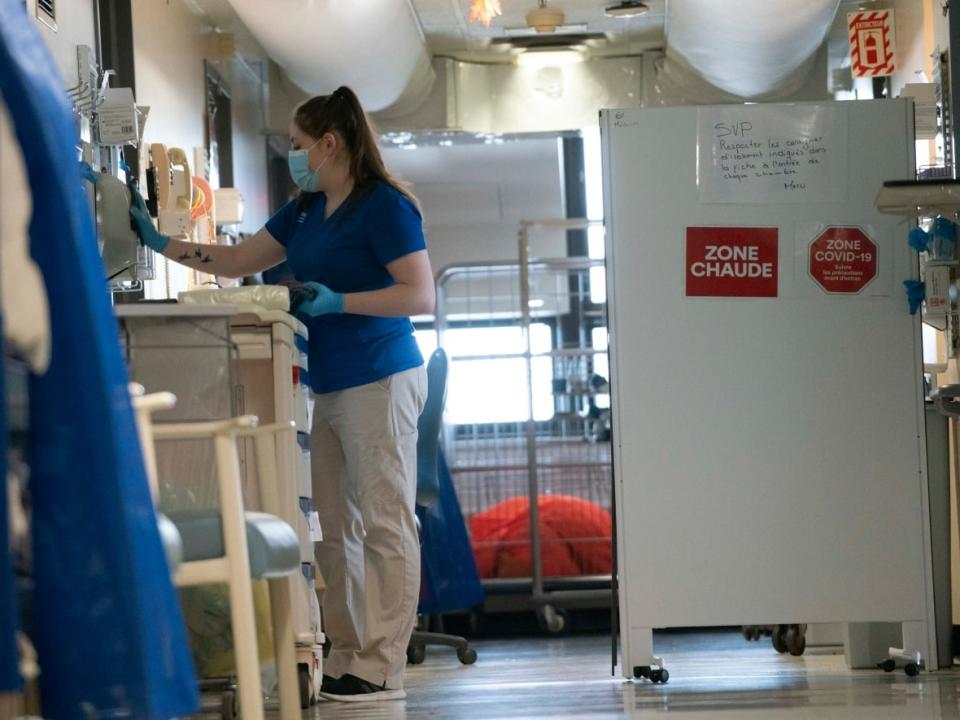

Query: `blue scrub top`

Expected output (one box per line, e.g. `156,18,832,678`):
265,181,426,394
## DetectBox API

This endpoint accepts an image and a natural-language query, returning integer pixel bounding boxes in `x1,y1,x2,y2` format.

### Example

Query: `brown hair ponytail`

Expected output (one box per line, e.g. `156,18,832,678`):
293,86,419,209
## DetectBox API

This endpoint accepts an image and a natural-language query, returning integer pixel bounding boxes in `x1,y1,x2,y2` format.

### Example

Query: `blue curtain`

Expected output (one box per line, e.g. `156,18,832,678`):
419,451,485,614
0,1,198,716
0,347,20,693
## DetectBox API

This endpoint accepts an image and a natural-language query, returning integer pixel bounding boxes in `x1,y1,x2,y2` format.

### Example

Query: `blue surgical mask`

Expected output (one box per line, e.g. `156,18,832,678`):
288,138,326,192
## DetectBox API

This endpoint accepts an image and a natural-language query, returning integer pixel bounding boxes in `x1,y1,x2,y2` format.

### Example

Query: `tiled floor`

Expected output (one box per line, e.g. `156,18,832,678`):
304,630,960,719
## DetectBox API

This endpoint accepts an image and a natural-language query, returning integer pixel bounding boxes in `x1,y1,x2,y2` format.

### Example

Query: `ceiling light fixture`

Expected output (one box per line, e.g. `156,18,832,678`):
604,1,650,18
526,0,565,33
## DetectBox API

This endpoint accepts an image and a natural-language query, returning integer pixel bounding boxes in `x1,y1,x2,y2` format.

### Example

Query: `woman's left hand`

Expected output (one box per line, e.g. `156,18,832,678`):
293,281,345,316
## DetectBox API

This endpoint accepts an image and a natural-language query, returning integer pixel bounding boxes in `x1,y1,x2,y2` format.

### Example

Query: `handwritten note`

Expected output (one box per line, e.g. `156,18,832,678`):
697,105,848,204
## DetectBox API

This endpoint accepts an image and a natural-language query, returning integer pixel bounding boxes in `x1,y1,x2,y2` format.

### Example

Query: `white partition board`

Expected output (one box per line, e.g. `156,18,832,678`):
601,100,936,674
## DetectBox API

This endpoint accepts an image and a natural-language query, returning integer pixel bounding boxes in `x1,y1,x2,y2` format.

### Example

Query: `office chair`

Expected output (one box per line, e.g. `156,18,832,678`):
407,348,478,666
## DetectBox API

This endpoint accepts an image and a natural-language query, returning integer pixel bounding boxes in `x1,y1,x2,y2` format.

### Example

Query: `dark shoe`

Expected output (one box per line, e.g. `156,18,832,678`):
320,674,341,694
318,673,406,702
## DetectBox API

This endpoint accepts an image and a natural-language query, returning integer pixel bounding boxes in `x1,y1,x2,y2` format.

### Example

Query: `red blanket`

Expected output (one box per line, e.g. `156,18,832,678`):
469,495,612,578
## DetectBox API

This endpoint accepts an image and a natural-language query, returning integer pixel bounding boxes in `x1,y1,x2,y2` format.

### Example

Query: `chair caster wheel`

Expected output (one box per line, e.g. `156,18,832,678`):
905,663,920,677
457,646,478,665
878,659,896,673
407,644,426,665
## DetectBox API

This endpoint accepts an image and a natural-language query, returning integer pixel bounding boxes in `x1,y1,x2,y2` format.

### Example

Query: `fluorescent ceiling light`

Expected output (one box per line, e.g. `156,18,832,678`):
516,50,584,67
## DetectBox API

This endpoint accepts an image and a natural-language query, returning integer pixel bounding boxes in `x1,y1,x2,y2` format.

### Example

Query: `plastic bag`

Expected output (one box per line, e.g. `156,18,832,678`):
179,581,276,686
179,285,290,312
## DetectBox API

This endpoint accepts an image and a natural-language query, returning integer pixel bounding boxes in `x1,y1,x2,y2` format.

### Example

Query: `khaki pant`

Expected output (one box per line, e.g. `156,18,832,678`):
311,366,427,689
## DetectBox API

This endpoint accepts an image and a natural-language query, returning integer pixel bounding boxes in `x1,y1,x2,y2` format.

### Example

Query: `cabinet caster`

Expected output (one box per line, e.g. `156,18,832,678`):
786,625,806,657
772,625,789,654
298,665,311,709
650,668,670,684
537,605,571,636
221,688,237,720
633,665,670,684
882,648,924,677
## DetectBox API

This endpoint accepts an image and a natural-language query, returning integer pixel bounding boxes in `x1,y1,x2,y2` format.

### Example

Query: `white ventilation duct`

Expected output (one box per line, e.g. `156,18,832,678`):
664,0,840,100
225,0,434,114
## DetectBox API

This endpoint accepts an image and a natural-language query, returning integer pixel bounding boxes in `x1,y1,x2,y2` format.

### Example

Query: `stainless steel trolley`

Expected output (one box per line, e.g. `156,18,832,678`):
434,219,612,632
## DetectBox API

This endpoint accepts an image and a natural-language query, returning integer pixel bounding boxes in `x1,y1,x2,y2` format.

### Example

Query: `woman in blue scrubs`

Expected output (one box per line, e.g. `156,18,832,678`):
130,86,434,703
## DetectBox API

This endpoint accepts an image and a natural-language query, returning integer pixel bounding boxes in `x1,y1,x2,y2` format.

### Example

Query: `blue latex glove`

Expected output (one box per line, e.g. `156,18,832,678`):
79,160,99,184
292,282,344,317
903,279,925,316
908,218,959,259
128,184,170,253
908,227,929,253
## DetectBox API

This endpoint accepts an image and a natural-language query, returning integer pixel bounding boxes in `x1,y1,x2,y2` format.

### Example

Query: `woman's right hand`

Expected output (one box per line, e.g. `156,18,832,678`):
123,191,286,279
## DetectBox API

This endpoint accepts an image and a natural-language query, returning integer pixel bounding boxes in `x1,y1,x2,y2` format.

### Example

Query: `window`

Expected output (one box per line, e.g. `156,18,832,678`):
591,326,610,410
588,231,606,304
415,324,554,424
583,126,607,304
583,126,603,223
414,328,438,359
922,322,944,369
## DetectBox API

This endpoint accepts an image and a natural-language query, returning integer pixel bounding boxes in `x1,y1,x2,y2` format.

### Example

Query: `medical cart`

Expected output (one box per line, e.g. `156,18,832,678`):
116,303,324,707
